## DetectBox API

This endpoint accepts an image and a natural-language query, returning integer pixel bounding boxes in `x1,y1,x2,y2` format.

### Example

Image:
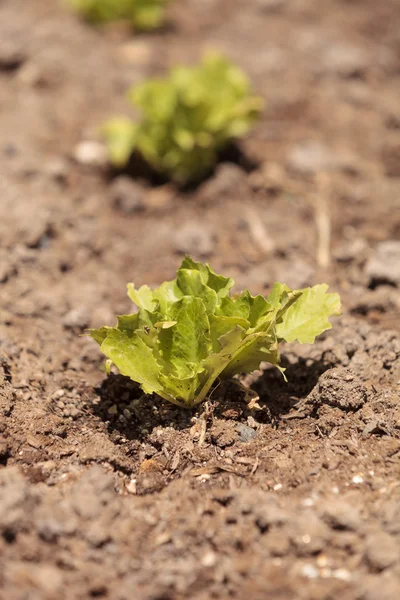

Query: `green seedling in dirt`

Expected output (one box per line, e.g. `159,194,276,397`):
102,53,264,184
89,257,341,408
66,0,171,31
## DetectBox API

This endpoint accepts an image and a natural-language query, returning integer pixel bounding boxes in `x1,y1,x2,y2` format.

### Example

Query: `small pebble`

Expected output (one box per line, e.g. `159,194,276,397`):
62,307,89,330
301,564,319,579
365,241,400,287
73,141,108,168
352,474,364,484
109,176,145,214
126,479,137,494
236,423,257,443
201,551,217,567
332,569,352,582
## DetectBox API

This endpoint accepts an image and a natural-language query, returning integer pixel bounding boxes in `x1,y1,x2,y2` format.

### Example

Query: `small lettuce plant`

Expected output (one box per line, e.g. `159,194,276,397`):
102,54,264,183
89,257,341,408
66,0,171,31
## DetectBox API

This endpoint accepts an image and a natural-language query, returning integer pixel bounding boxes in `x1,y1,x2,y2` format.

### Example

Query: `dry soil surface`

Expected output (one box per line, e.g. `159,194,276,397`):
1,1,400,599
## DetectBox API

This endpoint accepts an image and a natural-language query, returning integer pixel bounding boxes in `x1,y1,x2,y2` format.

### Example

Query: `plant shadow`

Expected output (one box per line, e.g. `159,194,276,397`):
107,142,258,192
91,354,332,440
252,355,333,420
92,374,194,442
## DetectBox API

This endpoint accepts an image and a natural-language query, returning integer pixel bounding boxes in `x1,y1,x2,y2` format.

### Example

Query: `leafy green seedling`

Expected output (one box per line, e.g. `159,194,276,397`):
89,257,341,408
102,53,264,183
66,0,171,31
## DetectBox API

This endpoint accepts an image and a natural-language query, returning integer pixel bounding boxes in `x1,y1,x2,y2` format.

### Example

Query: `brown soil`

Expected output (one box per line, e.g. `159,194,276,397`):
1,0,400,598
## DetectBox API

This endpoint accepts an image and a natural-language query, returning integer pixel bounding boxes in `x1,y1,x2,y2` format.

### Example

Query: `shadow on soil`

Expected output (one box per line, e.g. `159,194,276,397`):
253,355,332,419
107,142,258,191
91,355,331,440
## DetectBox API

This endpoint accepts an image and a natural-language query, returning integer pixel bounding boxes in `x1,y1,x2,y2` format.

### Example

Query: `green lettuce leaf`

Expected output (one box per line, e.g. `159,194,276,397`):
158,296,210,379
100,329,163,397
89,257,341,407
66,0,170,31
101,118,137,168
102,54,264,183
276,284,342,344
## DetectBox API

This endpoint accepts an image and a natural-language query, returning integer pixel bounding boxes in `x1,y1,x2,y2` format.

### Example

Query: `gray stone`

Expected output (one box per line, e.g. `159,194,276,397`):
109,176,145,214
365,241,400,286
198,163,247,201
236,423,257,443
62,307,89,330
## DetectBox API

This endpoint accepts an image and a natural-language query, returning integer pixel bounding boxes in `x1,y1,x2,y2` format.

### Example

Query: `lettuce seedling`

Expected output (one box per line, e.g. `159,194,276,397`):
66,0,171,31
89,257,341,408
102,54,264,183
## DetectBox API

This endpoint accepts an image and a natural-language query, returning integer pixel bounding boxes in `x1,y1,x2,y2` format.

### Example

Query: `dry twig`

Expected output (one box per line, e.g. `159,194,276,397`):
313,173,332,269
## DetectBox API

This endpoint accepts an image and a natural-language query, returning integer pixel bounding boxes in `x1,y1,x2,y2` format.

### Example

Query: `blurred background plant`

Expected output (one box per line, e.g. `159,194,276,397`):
66,0,172,31
103,53,264,184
